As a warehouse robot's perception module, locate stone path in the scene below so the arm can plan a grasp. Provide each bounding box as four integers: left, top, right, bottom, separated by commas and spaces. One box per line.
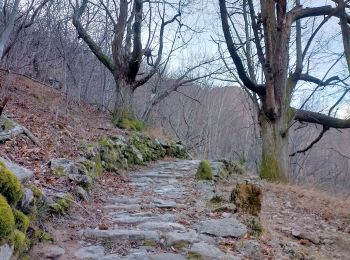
69, 160, 246, 260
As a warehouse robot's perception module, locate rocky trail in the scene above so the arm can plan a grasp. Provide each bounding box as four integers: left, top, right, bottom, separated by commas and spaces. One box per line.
28, 158, 350, 260
30, 159, 256, 260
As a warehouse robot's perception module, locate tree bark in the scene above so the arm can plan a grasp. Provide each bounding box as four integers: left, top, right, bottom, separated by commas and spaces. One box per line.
114, 79, 134, 118
259, 112, 289, 181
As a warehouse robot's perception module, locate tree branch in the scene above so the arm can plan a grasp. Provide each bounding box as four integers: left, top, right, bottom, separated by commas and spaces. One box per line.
219, 0, 265, 96
294, 108, 350, 128
71, 0, 115, 73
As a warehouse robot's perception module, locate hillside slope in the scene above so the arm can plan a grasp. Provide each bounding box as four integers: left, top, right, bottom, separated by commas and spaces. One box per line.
0, 73, 349, 259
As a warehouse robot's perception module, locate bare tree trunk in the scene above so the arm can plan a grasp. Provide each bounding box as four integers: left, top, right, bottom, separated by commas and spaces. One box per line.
259, 112, 289, 181
114, 79, 134, 118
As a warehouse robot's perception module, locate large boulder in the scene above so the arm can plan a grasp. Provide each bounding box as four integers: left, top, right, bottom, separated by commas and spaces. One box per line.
0, 157, 33, 183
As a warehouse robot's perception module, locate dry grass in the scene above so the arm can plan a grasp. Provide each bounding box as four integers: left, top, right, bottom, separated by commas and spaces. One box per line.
265, 182, 350, 222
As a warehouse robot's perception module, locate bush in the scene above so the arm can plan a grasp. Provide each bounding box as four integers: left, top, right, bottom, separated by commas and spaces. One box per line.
195, 160, 213, 180
0, 161, 24, 205
230, 183, 262, 216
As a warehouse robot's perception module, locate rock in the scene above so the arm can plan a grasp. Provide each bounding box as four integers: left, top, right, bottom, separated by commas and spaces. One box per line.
79, 229, 160, 243
153, 198, 177, 208
68, 174, 93, 187
165, 230, 199, 247
189, 242, 238, 260
0, 157, 33, 182
104, 204, 141, 211
291, 229, 320, 244
75, 245, 105, 259
0, 244, 13, 260
49, 158, 74, 176
212, 203, 237, 213
210, 161, 229, 178
20, 188, 34, 214
150, 253, 186, 260
196, 218, 247, 238
230, 183, 262, 216
237, 240, 264, 259
75, 186, 90, 201
33, 244, 66, 259
137, 222, 186, 232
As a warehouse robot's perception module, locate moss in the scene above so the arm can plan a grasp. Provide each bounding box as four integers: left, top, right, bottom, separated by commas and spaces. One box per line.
230, 183, 262, 216
260, 154, 286, 182
0, 161, 24, 205
51, 166, 66, 177
0, 194, 15, 240
123, 145, 143, 165
173, 241, 190, 250
33, 229, 54, 243
10, 230, 29, 255
0, 117, 15, 130
27, 184, 43, 199
195, 160, 213, 181
13, 210, 30, 233
209, 195, 224, 204
99, 138, 124, 171
142, 239, 157, 247
246, 217, 263, 239
49, 196, 71, 215
187, 252, 202, 260
114, 116, 144, 131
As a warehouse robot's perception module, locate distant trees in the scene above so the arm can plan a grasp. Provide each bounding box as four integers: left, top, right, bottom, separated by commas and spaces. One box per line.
219, 0, 350, 181
0, 0, 50, 61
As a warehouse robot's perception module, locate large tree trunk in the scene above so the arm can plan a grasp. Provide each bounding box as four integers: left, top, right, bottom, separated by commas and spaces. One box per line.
259, 112, 289, 182
113, 79, 135, 119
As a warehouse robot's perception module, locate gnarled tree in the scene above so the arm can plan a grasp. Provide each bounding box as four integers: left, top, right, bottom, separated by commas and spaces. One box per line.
70, 0, 186, 119
219, 0, 350, 181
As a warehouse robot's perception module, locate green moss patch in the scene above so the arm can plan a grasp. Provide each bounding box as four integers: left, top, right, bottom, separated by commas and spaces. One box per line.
49, 196, 72, 215
13, 210, 30, 233
195, 160, 213, 181
0, 194, 15, 240
0, 161, 24, 205
114, 116, 144, 131
10, 230, 29, 255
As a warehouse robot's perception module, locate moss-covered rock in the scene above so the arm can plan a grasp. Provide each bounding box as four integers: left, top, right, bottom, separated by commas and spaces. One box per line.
33, 229, 54, 243
0, 194, 15, 240
13, 210, 30, 233
99, 137, 124, 171
195, 160, 213, 181
10, 230, 29, 255
49, 195, 72, 215
0, 116, 15, 131
0, 161, 24, 205
123, 145, 143, 165
230, 183, 262, 216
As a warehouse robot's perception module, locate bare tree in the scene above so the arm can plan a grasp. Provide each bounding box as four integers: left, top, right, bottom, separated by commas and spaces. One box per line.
70, 0, 192, 119
219, 0, 350, 181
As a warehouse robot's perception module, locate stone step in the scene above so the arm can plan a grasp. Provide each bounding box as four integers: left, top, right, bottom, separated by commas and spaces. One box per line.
79, 229, 160, 242
136, 222, 186, 232
110, 213, 180, 224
